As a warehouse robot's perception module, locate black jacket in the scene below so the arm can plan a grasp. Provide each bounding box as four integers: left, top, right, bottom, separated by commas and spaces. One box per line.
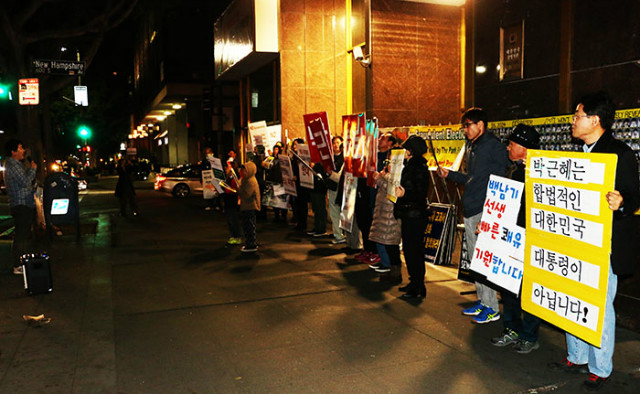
591, 131, 640, 277
448, 132, 509, 217
507, 160, 526, 227
394, 155, 429, 219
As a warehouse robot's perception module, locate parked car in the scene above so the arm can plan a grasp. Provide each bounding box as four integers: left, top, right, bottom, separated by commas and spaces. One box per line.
154, 164, 203, 197
133, 160, 151, 180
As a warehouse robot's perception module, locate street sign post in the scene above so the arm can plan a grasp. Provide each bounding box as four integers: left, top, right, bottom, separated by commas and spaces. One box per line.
74, 86, 88, 106
18, 78, 39, 105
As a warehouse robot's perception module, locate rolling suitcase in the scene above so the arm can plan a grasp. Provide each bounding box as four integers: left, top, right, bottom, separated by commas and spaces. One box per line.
20, 253, 53, 295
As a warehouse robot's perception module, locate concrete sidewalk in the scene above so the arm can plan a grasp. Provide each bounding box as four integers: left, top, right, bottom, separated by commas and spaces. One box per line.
1, 188, 639, 393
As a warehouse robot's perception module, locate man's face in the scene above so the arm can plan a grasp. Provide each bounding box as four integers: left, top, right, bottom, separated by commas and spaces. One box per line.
572, 103, 596, 142
11, 144, 25, 160
462, 119, 484, 142
379, 135, 392, 152
507, 141, 527, 161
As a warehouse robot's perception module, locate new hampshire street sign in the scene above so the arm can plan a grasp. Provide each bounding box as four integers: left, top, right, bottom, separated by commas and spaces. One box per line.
33, 59, 85, 75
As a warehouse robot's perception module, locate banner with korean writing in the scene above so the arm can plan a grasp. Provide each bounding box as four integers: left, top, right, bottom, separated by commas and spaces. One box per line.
386, 149, 405, 203
303, 112, 335, 173
248, 120, 267, 150
297, 144, 314, 189
470, 175, 525, 295
522, 150, 617, 347
202, 170, 218, 199
342, 113, 367, 176
278, 155, 297, 196
365, 118, 379, 187
340, 172, 357, 232
424, 204, 450, 264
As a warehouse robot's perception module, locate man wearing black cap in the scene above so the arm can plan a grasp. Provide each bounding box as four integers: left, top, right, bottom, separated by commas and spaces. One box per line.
490, 124, 542, 354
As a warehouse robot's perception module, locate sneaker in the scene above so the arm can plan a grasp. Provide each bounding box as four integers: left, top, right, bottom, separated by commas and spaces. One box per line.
354, 251, 369, 262
472, 306, 500, 324
462, 301, 484, 316
368, 263, 382, 270
241, 246, 258, 253
547, 357, 588, 373
366, 254, 381, 264
227, 238, 242, 245
514, 339, 539, 354
375, 266, 391, 273
331, 238, 346, 244
306, 231, 316, 236
313, 232, 327, 238
583, 373, 608, 390
13, 266, 24, 275
491, 329, 519, 347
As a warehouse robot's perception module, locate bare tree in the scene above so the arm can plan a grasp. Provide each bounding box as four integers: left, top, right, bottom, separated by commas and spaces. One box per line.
0, 0, 137, 170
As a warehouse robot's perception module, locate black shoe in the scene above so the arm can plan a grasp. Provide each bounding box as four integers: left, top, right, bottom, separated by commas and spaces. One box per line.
547, 357, 588, 374
379, 273, 402, 284
583, 373, 608, 391
398, 284, 412, 292
400, 287, 426, 299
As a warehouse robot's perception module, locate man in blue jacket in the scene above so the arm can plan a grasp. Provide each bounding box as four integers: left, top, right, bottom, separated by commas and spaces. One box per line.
438, 108, 509, 324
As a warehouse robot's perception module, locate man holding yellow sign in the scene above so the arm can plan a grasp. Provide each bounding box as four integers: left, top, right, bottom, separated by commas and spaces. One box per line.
546, 92, 640, 390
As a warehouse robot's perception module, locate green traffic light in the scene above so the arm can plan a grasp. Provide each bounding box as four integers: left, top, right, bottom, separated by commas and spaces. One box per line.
77, 125, 92, 138
0, 84, 9, 99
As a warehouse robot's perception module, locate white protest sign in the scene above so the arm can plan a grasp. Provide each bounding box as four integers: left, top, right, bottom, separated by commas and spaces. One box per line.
470, 175, 525, 295
297, 144, 314, 189
278, 155, 297, 196
202, 169, 218, 199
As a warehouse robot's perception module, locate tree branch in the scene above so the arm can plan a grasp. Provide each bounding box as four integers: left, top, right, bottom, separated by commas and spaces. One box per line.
14, 0, 64, 28
23, 0, 138, 44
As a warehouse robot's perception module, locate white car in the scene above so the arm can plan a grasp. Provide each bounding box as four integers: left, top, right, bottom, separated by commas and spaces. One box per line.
154, 164, 203, 198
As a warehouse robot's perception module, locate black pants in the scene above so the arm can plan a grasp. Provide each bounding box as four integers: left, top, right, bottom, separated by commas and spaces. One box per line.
401, 216, 427, 289
240, 210, 257, 249
385, 244, 402, 266
11, 205, 36, 267
355, 195, 375, 253
118, 193, 138, 217
223, 198, 242, 238
295, 188, 309, 230
502, 290, 541, 342
310, 191, 327, 233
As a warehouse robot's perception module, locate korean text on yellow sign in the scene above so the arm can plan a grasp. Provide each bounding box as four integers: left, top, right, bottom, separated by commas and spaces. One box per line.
522, 150, 617, 347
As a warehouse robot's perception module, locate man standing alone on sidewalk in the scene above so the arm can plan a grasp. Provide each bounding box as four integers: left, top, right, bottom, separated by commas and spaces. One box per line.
438, 108, 509, 324
4, 139, 37, 275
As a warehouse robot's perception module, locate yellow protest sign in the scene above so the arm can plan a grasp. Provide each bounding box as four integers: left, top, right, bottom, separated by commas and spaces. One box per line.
522, 149, 617, 347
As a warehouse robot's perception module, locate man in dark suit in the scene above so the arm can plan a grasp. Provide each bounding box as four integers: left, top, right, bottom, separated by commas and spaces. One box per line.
549, 92, 640, 391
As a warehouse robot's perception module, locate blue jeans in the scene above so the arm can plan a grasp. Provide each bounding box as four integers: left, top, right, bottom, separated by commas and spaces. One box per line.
376, 243, 391, 268
566, 264, 617, 378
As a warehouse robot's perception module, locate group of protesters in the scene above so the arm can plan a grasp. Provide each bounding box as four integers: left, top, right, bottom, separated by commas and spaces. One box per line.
209, 91, 639, 392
